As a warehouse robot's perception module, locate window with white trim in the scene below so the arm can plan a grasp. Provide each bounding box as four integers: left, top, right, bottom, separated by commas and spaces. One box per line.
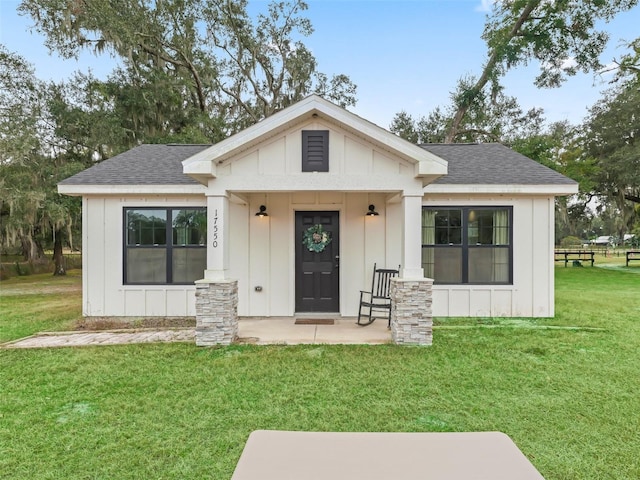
124, 208, 207, 285
422, 207, 512, 284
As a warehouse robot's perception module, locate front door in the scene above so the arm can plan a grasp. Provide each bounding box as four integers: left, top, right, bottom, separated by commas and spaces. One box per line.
295, 211, 340, 312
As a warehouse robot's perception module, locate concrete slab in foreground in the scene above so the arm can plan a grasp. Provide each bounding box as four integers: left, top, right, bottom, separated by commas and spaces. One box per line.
232, 430, 545, 480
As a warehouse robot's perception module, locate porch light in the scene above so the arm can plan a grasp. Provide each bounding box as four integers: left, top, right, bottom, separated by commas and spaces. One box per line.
366, 205, 379, 216
255, 205, 268, 217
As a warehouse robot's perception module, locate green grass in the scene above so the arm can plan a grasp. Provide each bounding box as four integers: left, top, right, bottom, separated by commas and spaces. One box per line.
0, 270, 82, 342
1, 267, 639, 479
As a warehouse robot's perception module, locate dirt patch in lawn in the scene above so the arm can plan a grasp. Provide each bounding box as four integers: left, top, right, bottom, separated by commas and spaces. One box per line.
73, 316, 196, 331
0, 283, 82, 296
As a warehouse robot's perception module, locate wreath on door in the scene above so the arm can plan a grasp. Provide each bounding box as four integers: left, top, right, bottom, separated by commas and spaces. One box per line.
303, 224, 332, 253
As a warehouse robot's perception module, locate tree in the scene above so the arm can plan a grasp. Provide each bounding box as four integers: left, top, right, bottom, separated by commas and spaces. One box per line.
0, 47, 84, 274
584, 78, 640, 239
511, 121, 600, 241
1, 45, 47, 263
18, 0, 357, 139
47, 72, 132, 161
611, 38, 640, 79
0, 46, 43, 165
444, 0, 638, 142
390, 78, 545, 145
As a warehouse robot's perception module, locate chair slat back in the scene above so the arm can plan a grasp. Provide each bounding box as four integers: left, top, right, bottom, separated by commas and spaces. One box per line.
371, 263, 400, 298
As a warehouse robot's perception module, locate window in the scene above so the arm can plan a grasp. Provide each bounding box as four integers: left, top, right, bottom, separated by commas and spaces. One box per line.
124, 208, 207, 285
302, 130, 329, 172
422, 207, 512, 284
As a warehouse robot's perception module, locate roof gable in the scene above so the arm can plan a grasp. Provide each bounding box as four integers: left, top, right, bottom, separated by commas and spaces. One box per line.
182, 95, 447, 185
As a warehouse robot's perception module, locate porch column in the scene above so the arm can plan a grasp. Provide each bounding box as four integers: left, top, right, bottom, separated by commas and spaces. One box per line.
196, 193, 238, 346
400, 194, 424, 279
390, 193, 433, 345
204, 194, 230, 280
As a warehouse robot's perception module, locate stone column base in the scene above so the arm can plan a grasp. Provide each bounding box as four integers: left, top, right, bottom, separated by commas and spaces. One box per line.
195, 279, 238, 346
390, 277, 433, 345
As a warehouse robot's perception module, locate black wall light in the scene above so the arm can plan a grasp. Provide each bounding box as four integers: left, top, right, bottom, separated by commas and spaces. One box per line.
366, 204, 379, 216
255, 205, 268, 217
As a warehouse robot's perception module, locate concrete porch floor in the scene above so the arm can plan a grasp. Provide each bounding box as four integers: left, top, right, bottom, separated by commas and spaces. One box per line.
237, 316, 392, 345
3, 317, 392, 349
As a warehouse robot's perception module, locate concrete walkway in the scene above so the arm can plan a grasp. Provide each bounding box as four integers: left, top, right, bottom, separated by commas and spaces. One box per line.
3, 317, 391, 349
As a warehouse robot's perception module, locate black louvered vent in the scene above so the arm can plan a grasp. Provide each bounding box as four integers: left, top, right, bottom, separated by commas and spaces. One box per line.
302, 130, 329, 172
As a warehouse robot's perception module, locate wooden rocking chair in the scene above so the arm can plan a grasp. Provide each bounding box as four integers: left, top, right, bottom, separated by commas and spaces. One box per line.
357, 263, 400, 327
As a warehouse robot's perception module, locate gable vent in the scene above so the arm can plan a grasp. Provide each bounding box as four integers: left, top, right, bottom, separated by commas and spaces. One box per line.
302, 130, 329, 172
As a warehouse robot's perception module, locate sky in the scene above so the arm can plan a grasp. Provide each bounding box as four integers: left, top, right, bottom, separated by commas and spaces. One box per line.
1, 0, 639, 130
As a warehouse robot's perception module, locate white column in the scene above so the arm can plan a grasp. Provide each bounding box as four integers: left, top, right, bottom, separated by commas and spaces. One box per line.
401, 193, 424, 279
204, 194, 230, 280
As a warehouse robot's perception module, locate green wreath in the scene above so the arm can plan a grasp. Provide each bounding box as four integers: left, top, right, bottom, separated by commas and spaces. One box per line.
303, 224, 332, 253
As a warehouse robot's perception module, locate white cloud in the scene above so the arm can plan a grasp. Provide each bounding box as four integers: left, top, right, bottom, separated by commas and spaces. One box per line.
541, 56, 578, 72
597, 62, 619, 77
560, 57, 578, 70
475, 0, 496, 12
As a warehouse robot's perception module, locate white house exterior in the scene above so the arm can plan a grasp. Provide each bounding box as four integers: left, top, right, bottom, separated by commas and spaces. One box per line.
58, 95, 578, 345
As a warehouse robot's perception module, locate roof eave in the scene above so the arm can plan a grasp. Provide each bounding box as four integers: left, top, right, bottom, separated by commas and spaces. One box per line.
58, 184, 206, 196
182, 148, 218, 183
424, 183, 579, 195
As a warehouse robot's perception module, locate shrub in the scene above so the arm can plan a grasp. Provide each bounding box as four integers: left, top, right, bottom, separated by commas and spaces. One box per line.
560, 236, 583, 248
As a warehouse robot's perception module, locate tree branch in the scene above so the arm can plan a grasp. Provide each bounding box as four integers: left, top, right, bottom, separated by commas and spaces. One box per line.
445, 0, 540, 143
624, 193, 640, 204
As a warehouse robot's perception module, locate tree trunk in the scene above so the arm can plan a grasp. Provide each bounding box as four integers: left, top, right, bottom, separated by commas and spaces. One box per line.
19, 232, 45, 263
52, 229, 66, 276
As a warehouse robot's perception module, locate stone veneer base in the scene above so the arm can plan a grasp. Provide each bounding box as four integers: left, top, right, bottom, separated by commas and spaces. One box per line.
389, 277, 433, 345
195, 279, 238, 346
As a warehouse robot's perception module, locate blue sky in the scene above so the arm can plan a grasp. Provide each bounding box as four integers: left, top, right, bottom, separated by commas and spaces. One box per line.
1, 0, 639, 130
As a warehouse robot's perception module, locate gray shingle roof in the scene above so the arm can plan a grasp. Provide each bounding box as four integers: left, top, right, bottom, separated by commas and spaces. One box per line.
59, 142, 576, 188
59, 144, 210, 185
421, 143, 577, 185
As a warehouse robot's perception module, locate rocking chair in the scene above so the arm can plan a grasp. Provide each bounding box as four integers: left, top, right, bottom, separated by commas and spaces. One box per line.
357, 263, 400, 327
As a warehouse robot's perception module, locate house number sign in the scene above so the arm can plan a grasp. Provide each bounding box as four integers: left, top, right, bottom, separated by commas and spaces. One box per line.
212, 209, 219, 248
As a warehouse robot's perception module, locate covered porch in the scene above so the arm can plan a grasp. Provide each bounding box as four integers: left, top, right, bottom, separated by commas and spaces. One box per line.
194, 190, 434, 346
181, 96, 447, 346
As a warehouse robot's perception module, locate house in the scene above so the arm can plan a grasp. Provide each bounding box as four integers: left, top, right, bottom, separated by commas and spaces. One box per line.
58, 95, 578, 345
591, 235, 613, 246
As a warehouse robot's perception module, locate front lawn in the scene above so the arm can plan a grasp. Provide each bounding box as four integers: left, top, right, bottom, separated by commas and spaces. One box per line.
1, 267, 638, 479
0, 270, 82, 342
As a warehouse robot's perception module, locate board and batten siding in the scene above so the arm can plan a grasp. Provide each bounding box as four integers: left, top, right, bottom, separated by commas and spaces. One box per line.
424, 195, 555, 318
208, 120, 419, 193
212, 120, 416, 317
229, 192, 397, 318
82, 195, 206, 317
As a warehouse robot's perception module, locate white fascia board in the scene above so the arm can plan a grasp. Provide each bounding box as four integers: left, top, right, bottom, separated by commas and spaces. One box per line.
423, 183, 579, 196
181, 95, 447, 175
183, 96, 332, 169
415, 155, 448, 185
318, 101, 448, 168
182, 148, 217, 182
58, 184, 206, 196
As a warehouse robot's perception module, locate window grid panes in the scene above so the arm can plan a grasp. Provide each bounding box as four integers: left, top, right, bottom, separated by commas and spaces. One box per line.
124, 208, 207, 285
422, 207, 512, 285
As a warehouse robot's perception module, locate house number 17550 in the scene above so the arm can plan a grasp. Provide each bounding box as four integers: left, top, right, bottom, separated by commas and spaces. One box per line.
212, 209, 219, 248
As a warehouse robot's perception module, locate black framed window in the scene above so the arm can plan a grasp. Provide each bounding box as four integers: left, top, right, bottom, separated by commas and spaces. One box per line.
422, 207, 512, 285
124, 207, 207, 285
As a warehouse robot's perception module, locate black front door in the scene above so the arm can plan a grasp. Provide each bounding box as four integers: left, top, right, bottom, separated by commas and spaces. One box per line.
295, 211, 340, 312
